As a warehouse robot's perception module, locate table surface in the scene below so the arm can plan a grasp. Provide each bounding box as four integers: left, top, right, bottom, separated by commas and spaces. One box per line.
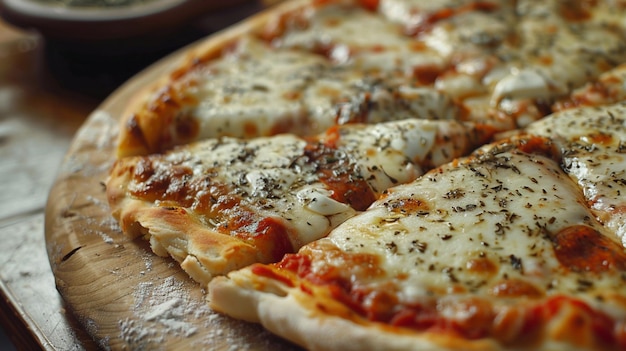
0, 3, 269, 349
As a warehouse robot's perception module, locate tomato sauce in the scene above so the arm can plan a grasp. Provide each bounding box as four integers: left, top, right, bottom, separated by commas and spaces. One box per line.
406, 2, 500, 36
256, 251, 625, 348
254, 217, 295, 262
303, 140, 377, 211
515, 136, 554, 157
552, 225, 626, 273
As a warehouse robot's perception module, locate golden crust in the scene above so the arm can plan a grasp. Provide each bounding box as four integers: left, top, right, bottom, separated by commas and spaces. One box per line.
107, 159, 260, 285
115, 0, 313, 158
209, 271, 500, 351
209, 267, 621, 351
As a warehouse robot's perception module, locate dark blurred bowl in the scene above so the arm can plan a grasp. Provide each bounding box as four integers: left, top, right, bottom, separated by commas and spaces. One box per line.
0, 0, 249, 41
0, 0, 261, 98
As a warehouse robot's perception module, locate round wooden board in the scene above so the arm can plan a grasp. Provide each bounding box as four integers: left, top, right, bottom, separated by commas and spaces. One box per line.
43, 18, 302, 351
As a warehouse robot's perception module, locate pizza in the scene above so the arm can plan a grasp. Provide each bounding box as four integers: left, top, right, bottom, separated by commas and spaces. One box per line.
209, 103, 626, 351
103, 0, 626, 349
107, 118, 489, 284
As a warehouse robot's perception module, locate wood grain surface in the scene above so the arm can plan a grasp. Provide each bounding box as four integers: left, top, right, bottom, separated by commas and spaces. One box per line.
44, 4, 304, 350
0, 18, 100, 350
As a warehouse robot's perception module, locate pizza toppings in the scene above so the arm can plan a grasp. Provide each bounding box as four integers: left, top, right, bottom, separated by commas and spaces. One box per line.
525, 102, 626, 246
103, 0, 626, 349
108, 118, 486, 283
210, 130, 626, 350
117, 0, 626, 157
553, 64, 626, 111
551, 225, 626, 274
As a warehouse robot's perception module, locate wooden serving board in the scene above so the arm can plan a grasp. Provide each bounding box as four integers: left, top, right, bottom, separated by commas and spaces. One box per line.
44, 5, 304, 350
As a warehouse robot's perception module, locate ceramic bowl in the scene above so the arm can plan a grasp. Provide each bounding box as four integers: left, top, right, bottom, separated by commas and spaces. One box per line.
0, 0, 243, 40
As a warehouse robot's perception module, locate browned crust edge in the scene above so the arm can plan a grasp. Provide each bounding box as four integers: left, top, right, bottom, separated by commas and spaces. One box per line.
115, 0, 314, 158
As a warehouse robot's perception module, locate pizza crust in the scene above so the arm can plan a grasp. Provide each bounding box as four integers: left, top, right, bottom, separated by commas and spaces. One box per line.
115, 0, 311, 158
210, 271, 613, 351
115, 199, 261, 285
209, 274, 501, 351
107, 160, 262, 285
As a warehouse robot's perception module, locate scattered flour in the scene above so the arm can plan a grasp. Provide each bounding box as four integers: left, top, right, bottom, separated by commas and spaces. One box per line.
117, 273, 292, 350
119, 276, 214, 350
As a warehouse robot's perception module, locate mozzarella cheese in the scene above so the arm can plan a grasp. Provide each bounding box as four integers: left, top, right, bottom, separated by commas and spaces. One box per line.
118, 0, 626, 157
328, 144, 626, 313
526, 102, 626, 246
109, 118, 483, 281
274, 2, 447, 75
554, 64, 626, 111
124, 36, 462, 156
379, 0, 626, 128
211, 135, 626, 350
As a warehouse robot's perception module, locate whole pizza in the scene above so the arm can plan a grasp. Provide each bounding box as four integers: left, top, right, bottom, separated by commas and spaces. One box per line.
103, 0, 626, 349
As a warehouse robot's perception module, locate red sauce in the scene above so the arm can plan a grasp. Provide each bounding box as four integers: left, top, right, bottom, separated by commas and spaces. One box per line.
277, 252, 313, 275
209, 200, 295, 261
253, 217, 295, 262
490, 279, 543, 298
589, 133, 614, 146
553, 81, 611, 111
465, 257, 498, 275
559, 0, 595, 21
303, 140, 377, 211
526, 295, 624, 349
251, 264, 294, 288
311, 42, 344, 61
243, 121, 259, 137
412, 64, 443, 85
269, 113, 307, 136
320, 168, 377, 211
323, 125, 341, 149
552, 225, 626, 273
537, 54, 554, 66
259, 252, 624, 348
515, 136, 558, 160
406, 2, 500, 36
358, 0, 379, 12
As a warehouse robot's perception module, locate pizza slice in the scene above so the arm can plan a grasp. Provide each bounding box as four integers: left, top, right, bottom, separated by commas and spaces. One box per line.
447, 0, 626, 128
116, 0, 626, 159
107, 118, 490, 284
117, 34, 462, 157
525, 102, 626, 247
271, 0, 626, 130
270, 0, 517, 132
209, 127, 626, 350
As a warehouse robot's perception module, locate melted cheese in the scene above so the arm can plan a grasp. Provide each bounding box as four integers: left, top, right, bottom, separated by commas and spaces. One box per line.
211, 132, 626, 349
379, 0, 626, 129
184, 37, 326, 139
119, 0, 626, 157
332, 146, 621, 291
526, 102, 626, 246
115, 118, 481, 261
554, 64, 626, 111
143, 36, 461, 154
288, 139, 626, 350
275, 3, 447, 74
